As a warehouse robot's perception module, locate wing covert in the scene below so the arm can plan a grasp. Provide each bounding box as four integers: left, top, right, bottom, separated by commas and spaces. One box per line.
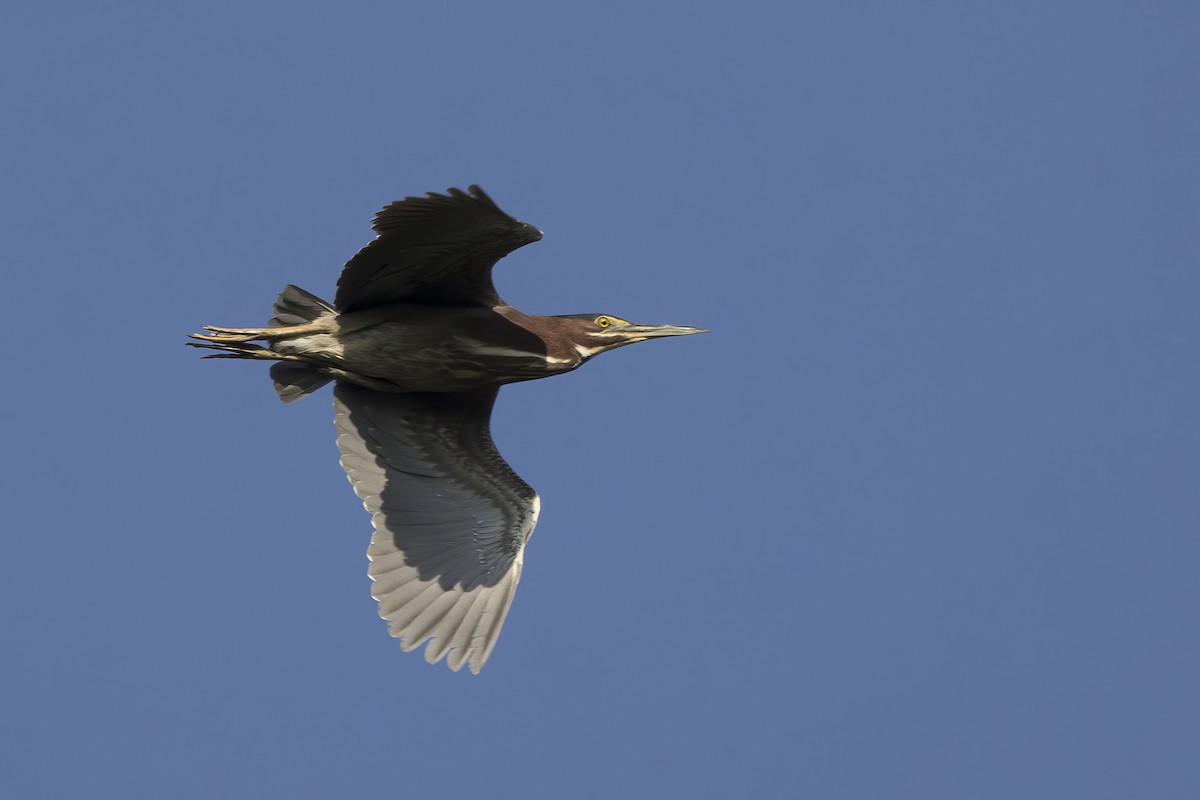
335, 185, 542, 312
333, 382, 539, 674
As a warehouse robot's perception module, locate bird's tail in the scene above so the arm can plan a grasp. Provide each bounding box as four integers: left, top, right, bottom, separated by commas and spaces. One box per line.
188, 285, 337, 404
267, 286, 337, 402
270, 284, 336, 328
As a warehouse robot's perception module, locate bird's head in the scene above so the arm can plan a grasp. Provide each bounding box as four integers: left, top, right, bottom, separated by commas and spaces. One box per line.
553, 313, 707, 360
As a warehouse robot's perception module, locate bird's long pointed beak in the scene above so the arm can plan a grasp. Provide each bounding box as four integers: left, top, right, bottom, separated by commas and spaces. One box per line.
623, 323, 709, 339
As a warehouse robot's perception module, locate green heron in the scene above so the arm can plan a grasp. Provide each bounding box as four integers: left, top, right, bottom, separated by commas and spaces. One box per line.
189, 186, 705, 674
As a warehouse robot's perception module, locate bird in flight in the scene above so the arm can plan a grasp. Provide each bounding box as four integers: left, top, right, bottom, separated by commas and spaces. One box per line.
189, 186, 705, 673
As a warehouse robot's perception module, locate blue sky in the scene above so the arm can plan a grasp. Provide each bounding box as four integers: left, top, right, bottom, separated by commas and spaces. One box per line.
3, 2, 1198, 797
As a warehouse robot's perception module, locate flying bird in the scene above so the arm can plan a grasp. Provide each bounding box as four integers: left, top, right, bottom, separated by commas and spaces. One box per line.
189, 186, 705, 674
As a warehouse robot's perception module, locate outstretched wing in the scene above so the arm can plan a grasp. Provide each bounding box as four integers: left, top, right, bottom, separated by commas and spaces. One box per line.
333, 382, 539, 674
335, 185, 543, 312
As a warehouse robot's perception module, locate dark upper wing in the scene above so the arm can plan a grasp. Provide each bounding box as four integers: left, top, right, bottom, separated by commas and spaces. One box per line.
334, 185, 542, 312
333, 382, 539, 674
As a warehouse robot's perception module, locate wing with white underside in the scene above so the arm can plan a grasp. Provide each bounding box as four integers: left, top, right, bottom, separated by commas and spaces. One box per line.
333, 383, 539, 674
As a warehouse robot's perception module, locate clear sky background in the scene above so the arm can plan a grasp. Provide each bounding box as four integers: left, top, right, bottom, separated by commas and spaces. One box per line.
3, 2, 1197, 798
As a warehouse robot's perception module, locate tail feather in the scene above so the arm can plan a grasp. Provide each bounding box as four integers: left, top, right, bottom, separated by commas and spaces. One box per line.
270, 284, 336, 327
267, 286, 337, 402
190, 285, 339, 403
270, 362, 333, 404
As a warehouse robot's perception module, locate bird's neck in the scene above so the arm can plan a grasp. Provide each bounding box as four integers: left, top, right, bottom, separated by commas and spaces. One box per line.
493, 306, 585, 367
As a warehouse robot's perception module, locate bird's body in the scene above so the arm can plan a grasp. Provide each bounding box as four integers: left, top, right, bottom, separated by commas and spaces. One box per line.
190, 186, 704, 673
269, 304, 585, 393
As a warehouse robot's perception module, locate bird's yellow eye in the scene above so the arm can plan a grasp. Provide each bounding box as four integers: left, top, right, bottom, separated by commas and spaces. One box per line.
596, 316, 611, 328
